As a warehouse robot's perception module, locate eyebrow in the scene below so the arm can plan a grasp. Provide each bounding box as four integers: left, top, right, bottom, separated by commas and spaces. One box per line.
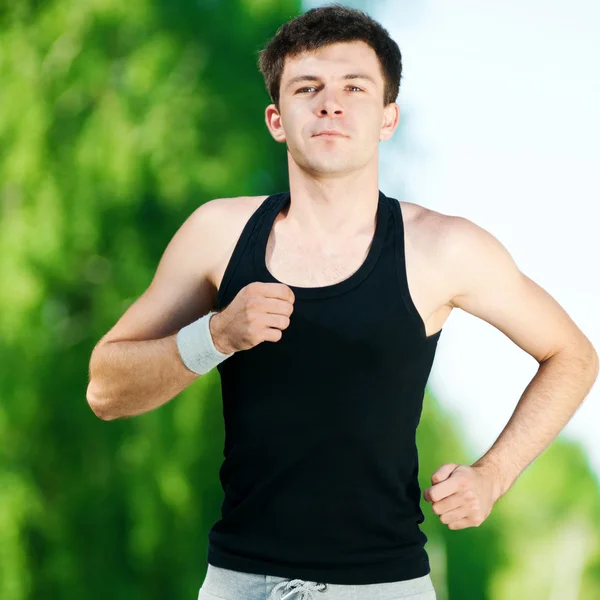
285, 73, 377, 89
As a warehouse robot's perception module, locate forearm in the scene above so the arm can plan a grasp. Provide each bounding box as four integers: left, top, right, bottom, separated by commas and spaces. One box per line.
86, 334, 200, 420
472, 349, 599, 501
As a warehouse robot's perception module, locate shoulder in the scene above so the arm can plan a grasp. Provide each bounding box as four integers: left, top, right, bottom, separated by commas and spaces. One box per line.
397, 199, 455, 258
398, 199, 499, 260
398, 200, 516, 304
160, 194, 270, 298
173, 195, 268, 254
187, 195, 270, 287
193, 194, 269, 224
183, 194, 268, 244
165, 194, 268, 265
416, 205, 519, 309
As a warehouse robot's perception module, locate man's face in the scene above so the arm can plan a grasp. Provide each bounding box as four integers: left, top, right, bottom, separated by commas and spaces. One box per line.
265, 41, 398, 176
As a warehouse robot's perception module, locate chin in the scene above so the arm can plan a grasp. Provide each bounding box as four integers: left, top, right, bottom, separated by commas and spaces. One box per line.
311, 158, 356, 174
290, 147, 357, 174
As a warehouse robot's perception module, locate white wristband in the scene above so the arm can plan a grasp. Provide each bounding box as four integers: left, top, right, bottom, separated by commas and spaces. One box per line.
176, 311, 234, 375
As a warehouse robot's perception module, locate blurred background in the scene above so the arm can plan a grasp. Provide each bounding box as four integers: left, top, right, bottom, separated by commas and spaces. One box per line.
1, 0, 599, 598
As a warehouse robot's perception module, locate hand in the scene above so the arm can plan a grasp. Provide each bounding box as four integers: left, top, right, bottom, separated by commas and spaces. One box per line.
422, 463, 500, 530
210, 282, 295, 353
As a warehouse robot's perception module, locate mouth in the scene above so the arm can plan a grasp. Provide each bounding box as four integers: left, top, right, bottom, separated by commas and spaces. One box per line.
314, 132, 347, 138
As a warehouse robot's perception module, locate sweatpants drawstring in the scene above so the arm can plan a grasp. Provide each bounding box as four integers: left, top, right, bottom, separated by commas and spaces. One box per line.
268, 578, 328, 600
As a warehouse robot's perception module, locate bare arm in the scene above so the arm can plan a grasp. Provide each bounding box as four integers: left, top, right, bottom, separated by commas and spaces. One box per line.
87, 335, 198, 420
441, 216, 599, 498
86, 198, 231, 420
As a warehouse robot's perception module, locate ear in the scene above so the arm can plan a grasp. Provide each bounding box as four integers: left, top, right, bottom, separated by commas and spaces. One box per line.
265, 104, 287, 143
379, 102, 399, 142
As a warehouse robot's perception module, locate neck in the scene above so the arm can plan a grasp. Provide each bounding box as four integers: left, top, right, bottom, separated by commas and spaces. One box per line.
285, 162, 380, 241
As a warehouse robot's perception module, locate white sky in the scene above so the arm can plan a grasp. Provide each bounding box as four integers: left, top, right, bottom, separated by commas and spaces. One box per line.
304, 0, 600, 477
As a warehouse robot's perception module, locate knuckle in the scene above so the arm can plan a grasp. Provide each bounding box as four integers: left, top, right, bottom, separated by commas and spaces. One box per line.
246, 297, 261, 312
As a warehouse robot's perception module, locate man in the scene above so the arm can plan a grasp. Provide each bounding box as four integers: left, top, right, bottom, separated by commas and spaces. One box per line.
86, 5, 598, 600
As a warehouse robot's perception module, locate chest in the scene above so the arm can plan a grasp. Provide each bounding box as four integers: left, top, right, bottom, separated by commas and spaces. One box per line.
265, 230, 374, 288
210, 198, 453, 337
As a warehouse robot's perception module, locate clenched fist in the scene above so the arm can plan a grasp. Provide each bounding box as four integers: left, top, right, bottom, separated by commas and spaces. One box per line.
209, 282, 295, 354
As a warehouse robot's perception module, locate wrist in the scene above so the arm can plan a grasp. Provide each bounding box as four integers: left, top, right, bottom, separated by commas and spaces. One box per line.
471, 458, 509, 502
176, 311, 233, 375
209, 312, 235, 355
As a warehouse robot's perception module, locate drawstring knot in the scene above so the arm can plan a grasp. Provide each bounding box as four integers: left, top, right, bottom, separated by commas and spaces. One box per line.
268, 579, 328, 600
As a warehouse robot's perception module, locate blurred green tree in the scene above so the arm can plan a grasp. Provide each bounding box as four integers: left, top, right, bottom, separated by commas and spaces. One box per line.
0, 1, 297, 598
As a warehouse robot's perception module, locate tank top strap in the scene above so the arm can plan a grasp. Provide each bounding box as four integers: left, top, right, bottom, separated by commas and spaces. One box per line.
216, 193, 281, 310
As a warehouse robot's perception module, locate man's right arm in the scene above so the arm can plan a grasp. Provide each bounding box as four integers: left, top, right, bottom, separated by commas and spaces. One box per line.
86, 198, 232, 421
86, 334, 199, 420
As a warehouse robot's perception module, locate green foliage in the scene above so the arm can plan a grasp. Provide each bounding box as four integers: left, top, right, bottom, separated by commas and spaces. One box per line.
0, 1, 297, 598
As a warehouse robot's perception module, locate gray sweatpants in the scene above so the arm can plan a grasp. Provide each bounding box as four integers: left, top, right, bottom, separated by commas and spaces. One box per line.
198, 564, 437, 600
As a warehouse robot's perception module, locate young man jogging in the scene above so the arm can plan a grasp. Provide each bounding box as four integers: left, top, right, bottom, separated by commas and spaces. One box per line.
87, 5, 598, 599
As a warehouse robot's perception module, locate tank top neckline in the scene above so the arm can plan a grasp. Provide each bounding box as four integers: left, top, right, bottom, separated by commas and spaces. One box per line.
253, 190, 390, 300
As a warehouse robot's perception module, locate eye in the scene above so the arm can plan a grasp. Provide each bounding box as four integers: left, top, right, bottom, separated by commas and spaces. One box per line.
296, 85, 363, 94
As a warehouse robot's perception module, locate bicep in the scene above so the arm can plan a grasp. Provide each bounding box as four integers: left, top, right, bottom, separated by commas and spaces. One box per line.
445, 217, 593, 363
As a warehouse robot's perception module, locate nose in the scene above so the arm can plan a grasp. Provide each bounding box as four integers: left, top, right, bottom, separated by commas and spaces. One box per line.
317, 88, 344, 116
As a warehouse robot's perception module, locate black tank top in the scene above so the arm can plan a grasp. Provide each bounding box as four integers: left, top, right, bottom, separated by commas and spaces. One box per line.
207, 190, 442, 585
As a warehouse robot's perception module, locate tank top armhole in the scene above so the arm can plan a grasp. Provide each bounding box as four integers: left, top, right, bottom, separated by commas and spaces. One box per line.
216, 196, 275, 310
389, 198, 435, 343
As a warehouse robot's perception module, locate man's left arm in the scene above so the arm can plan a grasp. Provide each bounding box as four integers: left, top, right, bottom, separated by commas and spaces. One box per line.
423, 216, 599, 530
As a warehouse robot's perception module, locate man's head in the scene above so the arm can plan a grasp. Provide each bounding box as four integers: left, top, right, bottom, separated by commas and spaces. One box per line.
259, 4, 402, 111
258, 4, 402, 177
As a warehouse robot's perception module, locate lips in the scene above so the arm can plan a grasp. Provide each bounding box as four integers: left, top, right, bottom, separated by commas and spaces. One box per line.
314, 130, 347, 137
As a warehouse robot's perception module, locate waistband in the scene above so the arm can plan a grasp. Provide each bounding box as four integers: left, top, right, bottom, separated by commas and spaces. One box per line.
201, 563, 436, 600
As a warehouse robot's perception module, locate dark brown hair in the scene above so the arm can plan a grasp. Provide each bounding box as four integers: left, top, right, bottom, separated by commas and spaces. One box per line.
258, 4, 402, 111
